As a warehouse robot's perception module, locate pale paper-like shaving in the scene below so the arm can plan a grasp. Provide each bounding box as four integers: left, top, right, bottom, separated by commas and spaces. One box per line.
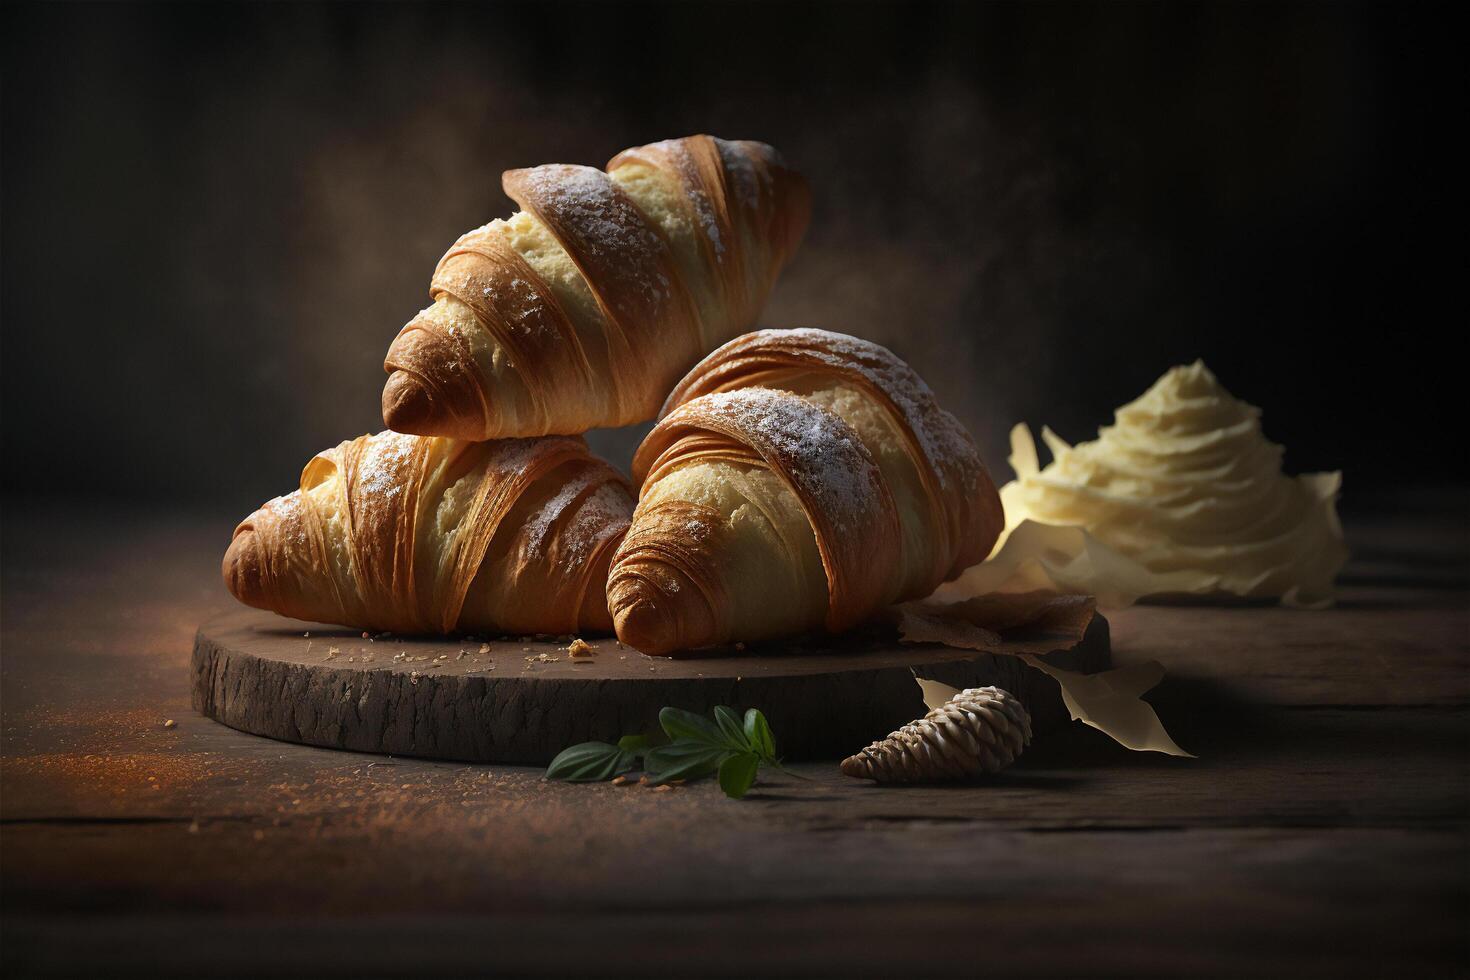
944, 362, 1347, 609
895, 591, 1096, 654
913, 667, 1190, 757
1020, 657, 1194, 757
936, 519, 1207, 610
900, 593, 1190, 756
917, 676, 963, 713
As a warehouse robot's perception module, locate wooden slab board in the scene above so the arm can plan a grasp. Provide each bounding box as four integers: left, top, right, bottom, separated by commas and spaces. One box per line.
191, 607, 1110, 764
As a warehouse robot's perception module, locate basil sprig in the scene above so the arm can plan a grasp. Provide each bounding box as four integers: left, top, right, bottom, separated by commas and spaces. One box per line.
545, 706, 785, 799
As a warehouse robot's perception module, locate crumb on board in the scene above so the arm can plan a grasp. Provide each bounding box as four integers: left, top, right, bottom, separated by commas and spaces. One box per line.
567, 638, 596, 659
163, 719, 176, 729
610, 775, 630, 786
479, 644, 490, 654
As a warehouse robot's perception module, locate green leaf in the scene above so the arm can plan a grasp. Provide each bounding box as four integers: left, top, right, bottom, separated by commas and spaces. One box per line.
743, 708, 777, 761
545, 742, 634, 782
617, 733, 652, 755
659, 706, 723, 746
644, 742, 730, 784
713, 706, 751, 751
718, 752, 760, 799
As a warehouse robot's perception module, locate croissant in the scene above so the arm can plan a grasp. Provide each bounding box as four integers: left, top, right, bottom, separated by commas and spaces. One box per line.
382, 135, 810, 440
607, 328, 1004, 654
223, 431, 633, 635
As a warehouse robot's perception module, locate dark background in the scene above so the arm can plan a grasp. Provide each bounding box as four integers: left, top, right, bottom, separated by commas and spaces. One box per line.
2, 1, 1459, 517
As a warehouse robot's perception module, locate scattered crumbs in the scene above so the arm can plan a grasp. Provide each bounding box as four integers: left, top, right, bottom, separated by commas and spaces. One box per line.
163, 719, 176, 729
409, 671, 421, 685
652, 784, 673, 793
619, 655, 626, 661
524, 653, 560, 664
522, 647, 532, 652
347, 656, 356, 663
303, 632, 310, 638
457, 649, 467, 660
567, 638, 596, 660
478, 644, 491, 655
649, 667, 657, 672
325, 646, 341, 660
610, 775, 630, 786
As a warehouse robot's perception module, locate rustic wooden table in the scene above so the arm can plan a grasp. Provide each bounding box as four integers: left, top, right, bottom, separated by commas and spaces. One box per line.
2, 497, 1466, 978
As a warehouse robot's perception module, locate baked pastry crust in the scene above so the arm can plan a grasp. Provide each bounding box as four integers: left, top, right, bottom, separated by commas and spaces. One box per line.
224, 432, 633, 635
608, 329, 1003, 654
383, 135, 809, 439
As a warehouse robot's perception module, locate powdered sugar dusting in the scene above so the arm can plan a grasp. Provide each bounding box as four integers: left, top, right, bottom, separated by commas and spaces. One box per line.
508, 165, 678, 342
778, 329, 978, 485
518, 463, 632, 564
679, 387, 883, 539
683, 328, 986, 504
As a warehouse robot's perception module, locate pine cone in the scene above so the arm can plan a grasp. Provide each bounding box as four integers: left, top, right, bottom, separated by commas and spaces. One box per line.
841, 686, 1033, 783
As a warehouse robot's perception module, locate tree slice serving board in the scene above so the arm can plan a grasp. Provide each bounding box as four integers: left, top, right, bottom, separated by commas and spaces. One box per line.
191, 608, 1110, 764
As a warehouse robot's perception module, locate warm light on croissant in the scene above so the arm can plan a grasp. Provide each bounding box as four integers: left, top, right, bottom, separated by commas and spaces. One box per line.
223, 431, 633, 635
607, 329, 1004, 654
382, 135, 810, 440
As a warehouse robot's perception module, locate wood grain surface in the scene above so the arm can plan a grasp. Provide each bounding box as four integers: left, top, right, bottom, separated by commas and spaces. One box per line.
190, 608, 1107, 764
1, 497, 1466, 978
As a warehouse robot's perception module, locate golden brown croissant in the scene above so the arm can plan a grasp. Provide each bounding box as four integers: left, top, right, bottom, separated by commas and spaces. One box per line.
607, 329, 1004, 654
382, 135, 811, 440
223, 431, 633, 635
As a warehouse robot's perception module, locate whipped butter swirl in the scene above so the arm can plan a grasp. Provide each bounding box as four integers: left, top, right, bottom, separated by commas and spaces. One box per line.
944, 360, 1347, 608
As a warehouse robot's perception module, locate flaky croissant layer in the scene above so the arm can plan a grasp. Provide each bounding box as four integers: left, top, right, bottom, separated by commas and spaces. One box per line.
383, 135, 810, 441
224, 431, 633, 635
608, 330, 1004, 655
